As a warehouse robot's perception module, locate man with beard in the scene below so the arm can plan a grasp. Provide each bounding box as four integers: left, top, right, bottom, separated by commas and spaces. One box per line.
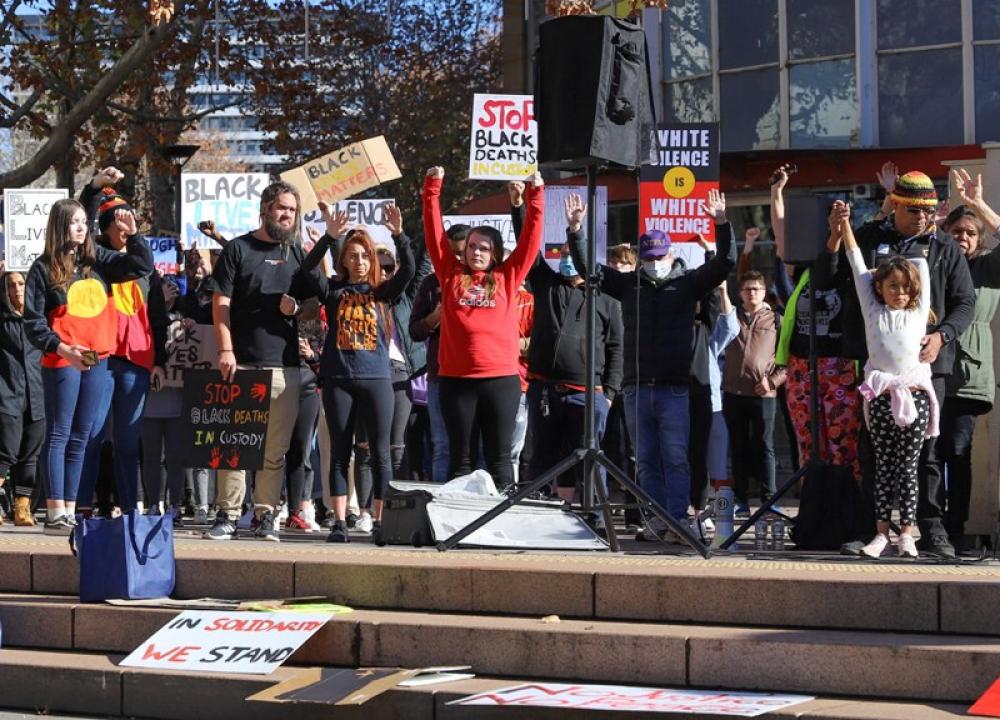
205, 181, 318, 541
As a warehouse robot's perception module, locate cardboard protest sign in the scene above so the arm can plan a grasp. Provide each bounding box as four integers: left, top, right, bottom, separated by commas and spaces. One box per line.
543, 185, 608, 270
468, 93, 537, 181
149, 236, 179, 276
120, 610, 331, 675
181, 173, 269, 249
181, 369, 271, 471
163, 322, 218, 388
302, 198, 395, 250
3, 188, 69, 271
280, 136, 401, 213
249, 666, 474, 706
640, 123, 720, 243
443, 214, 516, 252
448, 683, 814, 716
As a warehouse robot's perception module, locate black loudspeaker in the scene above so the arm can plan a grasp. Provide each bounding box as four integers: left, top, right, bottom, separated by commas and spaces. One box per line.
782, 191, 832, 265
536, 15, 657, 170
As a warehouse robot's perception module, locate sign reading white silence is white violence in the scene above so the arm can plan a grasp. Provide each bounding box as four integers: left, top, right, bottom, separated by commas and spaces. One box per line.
120, 610, 332, 675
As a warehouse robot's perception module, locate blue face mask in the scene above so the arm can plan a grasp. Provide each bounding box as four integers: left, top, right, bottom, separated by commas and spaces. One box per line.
559, 255, 577, 277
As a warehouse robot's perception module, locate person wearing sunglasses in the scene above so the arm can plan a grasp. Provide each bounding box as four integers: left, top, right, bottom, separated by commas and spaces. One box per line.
812, 170, 975, 559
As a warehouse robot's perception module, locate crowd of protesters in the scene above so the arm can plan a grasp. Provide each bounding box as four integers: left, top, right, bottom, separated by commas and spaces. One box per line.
0, 159, 997, 561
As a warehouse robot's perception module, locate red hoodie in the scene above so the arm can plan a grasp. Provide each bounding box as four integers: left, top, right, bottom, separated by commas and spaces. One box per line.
422, 176, 543, 379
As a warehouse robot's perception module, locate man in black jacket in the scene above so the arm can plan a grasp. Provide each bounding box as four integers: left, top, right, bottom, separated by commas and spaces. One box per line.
517, 191, 624, 502
569, 189, 735, 539
812, 171, 975, 558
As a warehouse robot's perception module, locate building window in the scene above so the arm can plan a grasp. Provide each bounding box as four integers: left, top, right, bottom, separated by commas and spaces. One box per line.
663, 0, 713, 122
878, 48, 963, 146
974, 0, 1000, 142
720, 69, 780, 151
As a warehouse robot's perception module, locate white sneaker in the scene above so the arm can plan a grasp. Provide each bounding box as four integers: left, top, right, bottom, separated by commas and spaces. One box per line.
302, 505, 321, 532
356, 513, 374, 533
861, 533, 890, 559
193, 506, 209, 525
277, 503, 289, 522
898, 534, 919, 558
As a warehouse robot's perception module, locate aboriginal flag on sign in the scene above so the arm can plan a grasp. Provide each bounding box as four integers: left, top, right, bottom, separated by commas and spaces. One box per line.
544, 244, 563, 260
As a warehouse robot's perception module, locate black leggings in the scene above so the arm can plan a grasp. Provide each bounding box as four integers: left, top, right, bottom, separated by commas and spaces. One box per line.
0, 413, 45, 498
286, 388, 321, 508
438, 375, 520, 490
322, 378, 394, 501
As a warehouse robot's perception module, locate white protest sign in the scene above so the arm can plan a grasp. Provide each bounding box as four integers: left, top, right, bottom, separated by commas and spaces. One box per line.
543, 186, 608, 271
468, 93, 537, 181
3, 188, 69, 271
302, 198, 395, 250
449, 683, 814, 717
163, 321, 218, 388
181, 173, 270, 249
120, 610, 331, 675
443, 214, 516, 252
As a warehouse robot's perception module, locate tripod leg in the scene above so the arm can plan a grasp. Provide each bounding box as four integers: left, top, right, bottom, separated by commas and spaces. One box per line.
719, 463, 809, 551
590, 457, 619, 552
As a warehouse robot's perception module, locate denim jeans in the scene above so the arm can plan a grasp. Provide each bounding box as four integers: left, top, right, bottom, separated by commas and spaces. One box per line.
42, 360, 110, 503
426, 378, 450, 484
526, 382, 609, 491
78, 370, 114, 508
108, 356, 150, 513
623, 383, 691, 520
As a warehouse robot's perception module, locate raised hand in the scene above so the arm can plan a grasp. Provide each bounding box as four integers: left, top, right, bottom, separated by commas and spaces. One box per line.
318, 202, 350, 238
115, 208, 138, 236
705, 188, 727, 223
744, 227, 761, 245
426, 166, 445, 179
695, 232, 711, 252
953, 168, 982, 206
197, 220, 222, 241
508, 181, 525, 208
564, 193, 587, 232
769, 163, 793, 190
827, 200, 850, 236
279, 293, 299, 317
933, 199, 951, 227
382, 203, 403, 236
91, 166, 124, 189
527, 170, 544, 189
875, 161, 899, 192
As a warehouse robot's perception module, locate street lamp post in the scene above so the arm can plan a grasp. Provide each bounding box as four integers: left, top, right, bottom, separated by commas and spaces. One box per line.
162, 143, 200, 238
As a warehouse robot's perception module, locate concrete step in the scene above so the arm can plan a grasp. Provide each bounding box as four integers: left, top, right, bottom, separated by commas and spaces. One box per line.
0, 647, 977, 720
0, 594, 996, 704
3, 536, 999, 636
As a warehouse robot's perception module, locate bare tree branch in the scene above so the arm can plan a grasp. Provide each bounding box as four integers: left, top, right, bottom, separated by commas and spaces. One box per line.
0, 87, 42, 128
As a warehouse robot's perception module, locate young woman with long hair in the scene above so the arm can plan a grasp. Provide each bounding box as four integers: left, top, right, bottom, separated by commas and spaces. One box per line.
23, 198, 152, 533
422, 167, 544, 491
299, 204, 415, 543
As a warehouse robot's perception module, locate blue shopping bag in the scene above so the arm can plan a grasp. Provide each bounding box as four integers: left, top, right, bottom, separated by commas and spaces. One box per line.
71, 510, 176, 603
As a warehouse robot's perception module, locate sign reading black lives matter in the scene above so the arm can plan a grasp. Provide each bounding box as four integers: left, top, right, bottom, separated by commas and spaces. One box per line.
181, 369, 271, 471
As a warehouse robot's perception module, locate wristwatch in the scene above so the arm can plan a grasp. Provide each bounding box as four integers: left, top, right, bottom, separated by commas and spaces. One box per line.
938, 327, 952, 344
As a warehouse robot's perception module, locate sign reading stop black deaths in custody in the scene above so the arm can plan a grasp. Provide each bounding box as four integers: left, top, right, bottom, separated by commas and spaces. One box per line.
181, 369, 271, 471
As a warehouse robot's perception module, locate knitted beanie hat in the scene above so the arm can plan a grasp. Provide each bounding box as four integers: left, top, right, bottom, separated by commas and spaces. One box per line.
97, 187, 132, 232
890, 171, 938, 208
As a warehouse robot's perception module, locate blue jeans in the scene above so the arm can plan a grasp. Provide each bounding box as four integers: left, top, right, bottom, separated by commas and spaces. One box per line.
427, 378, 450, 484
42, 360, 110, 503
623, 383, 691, 520
78, 371, 113, 508
526, 382, 609, 491
108, 357, 150, 512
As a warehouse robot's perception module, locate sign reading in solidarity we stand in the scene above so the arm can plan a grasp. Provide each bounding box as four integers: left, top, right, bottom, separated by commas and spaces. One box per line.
181, 369, 271, 471
3, 188, 69, 271
468, 94, 537, 181
281, 136, 402, 213
639, 123, 720, 244
120, 610, 331, 675
181, 173, 270, 249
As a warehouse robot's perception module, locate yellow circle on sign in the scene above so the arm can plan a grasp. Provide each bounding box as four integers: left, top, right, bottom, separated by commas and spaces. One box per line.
663, 167, 696, 198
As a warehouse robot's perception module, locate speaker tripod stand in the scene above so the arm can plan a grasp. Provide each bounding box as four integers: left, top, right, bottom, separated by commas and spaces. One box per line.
436, 165, 711, 558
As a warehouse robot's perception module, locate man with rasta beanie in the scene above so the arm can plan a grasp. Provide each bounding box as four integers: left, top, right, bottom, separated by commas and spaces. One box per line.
569, 188, 735, 540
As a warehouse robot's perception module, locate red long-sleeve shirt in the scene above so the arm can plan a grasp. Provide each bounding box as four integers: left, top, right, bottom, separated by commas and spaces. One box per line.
422, 176, 544, 379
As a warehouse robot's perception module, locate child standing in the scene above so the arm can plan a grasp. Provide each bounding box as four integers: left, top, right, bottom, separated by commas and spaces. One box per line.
840, 212, 938, 558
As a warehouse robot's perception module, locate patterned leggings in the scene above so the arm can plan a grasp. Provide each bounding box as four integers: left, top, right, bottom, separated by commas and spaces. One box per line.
868, 390, 930, 525
786, 356, 862, 472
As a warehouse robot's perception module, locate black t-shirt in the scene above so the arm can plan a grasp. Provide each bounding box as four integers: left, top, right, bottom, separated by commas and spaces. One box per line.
788, 268, 845, 359
212, 233, 313, 367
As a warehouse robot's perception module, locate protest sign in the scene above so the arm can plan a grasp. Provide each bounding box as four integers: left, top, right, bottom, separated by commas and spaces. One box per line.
468, 93, 537, 181
302, 198, 395, 249
543, 185, 608, 270
149, 236, 179, 276
970, 676, 1000, 717
120, 610, 331, 675
640, 123, 720, 243
181, 369, 271, 471
280, 136, 402, 213
163, 322, 218, 388
442, 214, 516, 252
3, 188, 68, 271
448, 683, 814, 717
180, 173, 269, 249
248, 666, 474, 706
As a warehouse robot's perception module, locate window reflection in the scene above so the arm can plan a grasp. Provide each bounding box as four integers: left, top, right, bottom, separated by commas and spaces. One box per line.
975, 45, 1000, 142
973, 0, 1000, 40
788, 0, 854, 60
666, 0, 711, 80
666, 77, 714, 123
878, 48, 963, 146
876, 0, 960, 49
790, 59, 857, 148
720, 69, 780, 151
718, 0, 778, 70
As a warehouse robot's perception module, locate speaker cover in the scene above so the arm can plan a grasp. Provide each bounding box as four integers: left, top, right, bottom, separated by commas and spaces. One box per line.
536, 15, 657, 170
782, 191, 832, 266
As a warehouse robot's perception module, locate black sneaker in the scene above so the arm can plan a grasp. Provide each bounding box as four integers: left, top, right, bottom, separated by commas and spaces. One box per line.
327, 520, 350, 543
919, 533, 956, 559
253, 511, 280, 542
346, 512, 359, 529
371, 520, 384, 546
840, 540, 866, 556
43, 515, 73, 536
204, 512, 237, 541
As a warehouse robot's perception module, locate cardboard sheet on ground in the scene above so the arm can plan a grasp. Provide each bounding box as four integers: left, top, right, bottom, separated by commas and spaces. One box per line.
448, 683, 814, 716
248, 666, 474, 706
120, 610, 332, 675
970, 676, 1000, 717
106, 597, 349, 613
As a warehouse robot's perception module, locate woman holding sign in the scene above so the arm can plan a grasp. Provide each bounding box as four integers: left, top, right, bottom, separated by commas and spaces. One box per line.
298, 204, 415, 544
23, 198, 153, 534
422, 167, 544, 492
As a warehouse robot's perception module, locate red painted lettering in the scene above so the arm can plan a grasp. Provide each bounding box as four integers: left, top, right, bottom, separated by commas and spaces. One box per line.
479, 98, 534, 131
142, 643, 201, 662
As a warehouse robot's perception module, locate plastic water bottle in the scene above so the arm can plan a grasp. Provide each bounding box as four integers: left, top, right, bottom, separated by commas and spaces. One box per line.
754, 517, 768, 551
712, 486, 735, 546
771, 516, 786, 551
